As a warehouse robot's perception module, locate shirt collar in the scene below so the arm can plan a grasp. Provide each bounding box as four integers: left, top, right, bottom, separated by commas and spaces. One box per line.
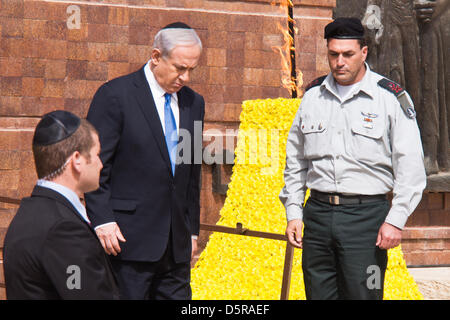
144, 61, 178, 102
36, 179, 90, 225
358, 62, 375, 98
322, 62, 374, 100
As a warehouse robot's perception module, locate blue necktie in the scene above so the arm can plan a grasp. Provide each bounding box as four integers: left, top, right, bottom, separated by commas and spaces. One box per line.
164, 93, 178, 175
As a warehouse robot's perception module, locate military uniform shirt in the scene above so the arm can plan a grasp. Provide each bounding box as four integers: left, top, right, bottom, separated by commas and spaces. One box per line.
279, 63, 426, 229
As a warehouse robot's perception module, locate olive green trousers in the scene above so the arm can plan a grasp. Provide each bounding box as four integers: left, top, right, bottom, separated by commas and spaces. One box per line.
302, 197, 389, 300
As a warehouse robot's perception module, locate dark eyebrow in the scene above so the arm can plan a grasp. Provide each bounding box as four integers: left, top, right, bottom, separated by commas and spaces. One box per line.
328, 50, 356, 55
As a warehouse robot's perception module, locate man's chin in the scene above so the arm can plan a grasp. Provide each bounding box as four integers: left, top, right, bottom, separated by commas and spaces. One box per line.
84, 183, 100, 194
333, 73, 353, 85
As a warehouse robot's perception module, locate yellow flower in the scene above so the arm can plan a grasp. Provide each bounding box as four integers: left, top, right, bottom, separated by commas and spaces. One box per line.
192, 98, 422, 300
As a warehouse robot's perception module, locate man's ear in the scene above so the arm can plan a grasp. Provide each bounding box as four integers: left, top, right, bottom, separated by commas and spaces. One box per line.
151, 48, 162, 66
71, 151, 82, 173
362, 45, 368, 60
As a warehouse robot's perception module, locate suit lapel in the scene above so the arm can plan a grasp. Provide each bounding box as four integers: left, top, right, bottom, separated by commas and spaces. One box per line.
176, 87, 193, 177
133, 67, 172, 174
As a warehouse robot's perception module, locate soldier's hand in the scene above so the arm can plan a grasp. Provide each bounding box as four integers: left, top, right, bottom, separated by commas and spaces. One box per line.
95, 222, 126, 256
376, 222, 402, 250
286, 219, 303, 248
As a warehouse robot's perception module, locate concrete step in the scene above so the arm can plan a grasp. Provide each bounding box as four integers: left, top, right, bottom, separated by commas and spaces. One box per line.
408, 267, 450, 300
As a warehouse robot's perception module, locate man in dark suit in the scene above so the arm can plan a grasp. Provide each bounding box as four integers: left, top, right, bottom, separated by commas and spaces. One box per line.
85, 22, 204, 300
3, 111, 119, 299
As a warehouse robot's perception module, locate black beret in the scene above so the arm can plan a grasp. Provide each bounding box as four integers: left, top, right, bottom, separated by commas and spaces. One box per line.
33, 110, 81, 146
162, 22, 192, 30
324, 17, 364, 39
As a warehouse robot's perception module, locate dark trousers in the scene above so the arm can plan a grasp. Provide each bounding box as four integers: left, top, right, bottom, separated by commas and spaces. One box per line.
302, 197, 389, 300
110, 237, 191, 300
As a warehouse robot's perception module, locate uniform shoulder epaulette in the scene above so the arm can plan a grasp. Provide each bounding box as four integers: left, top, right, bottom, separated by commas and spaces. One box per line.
378, 78, 416, 119
305, 75, 327, 92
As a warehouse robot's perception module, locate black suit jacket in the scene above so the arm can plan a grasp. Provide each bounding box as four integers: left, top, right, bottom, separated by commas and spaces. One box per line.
3, 186, 119, 300
85, 66, 204, 263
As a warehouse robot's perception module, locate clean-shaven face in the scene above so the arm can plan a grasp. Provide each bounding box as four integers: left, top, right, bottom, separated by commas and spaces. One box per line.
327, 38, 368, 85
79, 132, 103, 193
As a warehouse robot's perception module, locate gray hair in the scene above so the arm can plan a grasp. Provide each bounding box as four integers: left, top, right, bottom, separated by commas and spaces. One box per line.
153, 28, 202, 58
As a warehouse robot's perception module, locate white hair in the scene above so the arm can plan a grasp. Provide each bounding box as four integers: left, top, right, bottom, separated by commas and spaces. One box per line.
153, 28, 202, 58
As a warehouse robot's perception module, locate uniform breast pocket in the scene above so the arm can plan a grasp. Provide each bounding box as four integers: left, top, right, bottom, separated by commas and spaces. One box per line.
350, 120, 388, 162
300, 119, 330, 159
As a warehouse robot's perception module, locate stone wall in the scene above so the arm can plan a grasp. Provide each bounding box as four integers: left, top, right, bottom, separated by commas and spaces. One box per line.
0, 0, 335, 299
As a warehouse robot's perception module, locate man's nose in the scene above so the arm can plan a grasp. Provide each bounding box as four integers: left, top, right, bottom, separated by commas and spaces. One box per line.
179, 70, 190, 83
336, 54, 345, 66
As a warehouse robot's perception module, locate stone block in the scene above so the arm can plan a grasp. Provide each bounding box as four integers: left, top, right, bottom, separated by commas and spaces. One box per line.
108, 62, 130, 80
1, 17, 23, 38
1, 76, 22, 97
21, 77, 44, 97
0, 151, 20, 170
243, 68, 264, 86
1, 38, 23, 58
0, 0, 24, 18
42, 79, 64, 98
66, 59, 87, 80
87, 24, 111, 43
87, 5, 109, 25
129, 25, 152, 45
0, 57, 22, 77
244, 49, 265, 68
67, 41, 89, 61
226, 49, 244, 68
206, 48, 227, 67
108, 6, 129, 26
44, 59, 66, 80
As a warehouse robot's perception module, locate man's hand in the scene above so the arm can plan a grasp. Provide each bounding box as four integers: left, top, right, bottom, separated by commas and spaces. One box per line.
191, 236, 198, 262
376, 222, 402, 250
95, 222, 126, 256
285, 219, 303, 248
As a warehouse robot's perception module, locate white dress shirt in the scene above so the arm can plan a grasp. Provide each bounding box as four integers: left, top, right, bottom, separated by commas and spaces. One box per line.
144, 61, 180, 135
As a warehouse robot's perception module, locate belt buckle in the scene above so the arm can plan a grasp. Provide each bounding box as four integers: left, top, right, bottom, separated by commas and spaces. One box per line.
329, 195, 340, 205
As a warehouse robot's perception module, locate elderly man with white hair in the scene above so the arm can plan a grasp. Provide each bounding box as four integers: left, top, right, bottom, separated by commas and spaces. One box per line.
85, 22, 204, 300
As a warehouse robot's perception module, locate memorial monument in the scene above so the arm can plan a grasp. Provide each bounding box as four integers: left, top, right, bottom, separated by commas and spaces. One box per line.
335, 0, 449, 186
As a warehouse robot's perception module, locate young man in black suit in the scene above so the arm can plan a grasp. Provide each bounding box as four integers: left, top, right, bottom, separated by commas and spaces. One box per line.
85, 22, 205, 299
3, 110, 119, 299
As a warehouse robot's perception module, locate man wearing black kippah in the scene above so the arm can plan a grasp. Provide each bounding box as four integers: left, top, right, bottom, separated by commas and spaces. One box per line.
280, 17, 426, 299
85, 22, 204, 299
3, 111, 119, 299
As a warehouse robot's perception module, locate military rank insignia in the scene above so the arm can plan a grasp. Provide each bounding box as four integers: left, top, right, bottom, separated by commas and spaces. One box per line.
378, 78, 416, 119
361, 111, 378, 129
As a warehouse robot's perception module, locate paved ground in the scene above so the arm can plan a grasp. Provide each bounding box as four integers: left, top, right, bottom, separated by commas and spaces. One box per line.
408, 267, 450, 300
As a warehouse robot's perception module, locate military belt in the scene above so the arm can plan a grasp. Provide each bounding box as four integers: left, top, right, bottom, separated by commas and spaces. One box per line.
310, 190, 387, 206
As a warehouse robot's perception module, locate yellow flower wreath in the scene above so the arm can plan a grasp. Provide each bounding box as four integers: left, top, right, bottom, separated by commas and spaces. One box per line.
191, 98, 422, 300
